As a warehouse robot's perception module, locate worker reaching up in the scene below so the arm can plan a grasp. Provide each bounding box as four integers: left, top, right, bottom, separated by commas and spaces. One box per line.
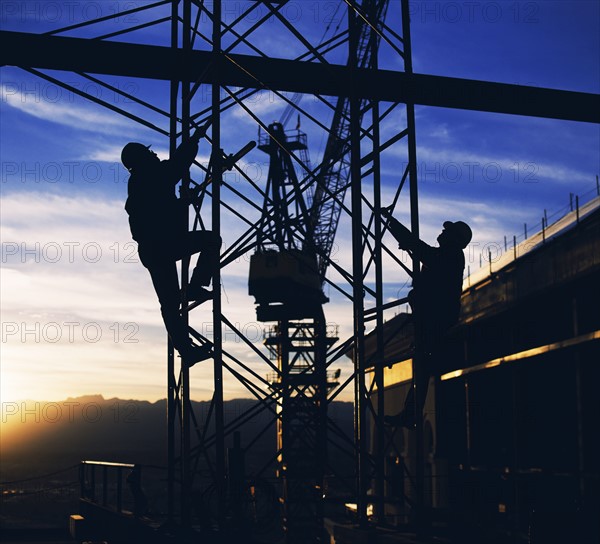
382, 210, 472, 428
121, 121, 220, 368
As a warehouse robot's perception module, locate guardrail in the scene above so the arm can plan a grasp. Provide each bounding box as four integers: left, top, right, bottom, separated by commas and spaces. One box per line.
79, 460, 143, 515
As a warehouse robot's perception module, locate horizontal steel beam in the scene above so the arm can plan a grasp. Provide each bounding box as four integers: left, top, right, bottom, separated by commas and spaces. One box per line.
1, 31, 598, 123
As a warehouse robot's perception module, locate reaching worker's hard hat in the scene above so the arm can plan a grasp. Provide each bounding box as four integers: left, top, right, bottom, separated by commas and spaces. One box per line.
443, 221, 472, 248
121, 142, 152, 171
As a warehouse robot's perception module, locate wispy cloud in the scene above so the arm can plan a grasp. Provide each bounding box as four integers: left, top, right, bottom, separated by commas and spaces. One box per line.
86, 145, 131, 163
1, 83, 135, 135
412, 145, 592, 185
84, 144, 211, 166
226, 92, 290, 124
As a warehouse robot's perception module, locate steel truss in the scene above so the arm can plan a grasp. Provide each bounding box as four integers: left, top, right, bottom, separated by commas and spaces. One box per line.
2, 1, 599, 542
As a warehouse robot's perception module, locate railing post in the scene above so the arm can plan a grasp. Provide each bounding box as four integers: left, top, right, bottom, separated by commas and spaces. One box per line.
90, 465, 96, 502
542, 217, 546, 242
117, 467, 123, 513
102, 465, 108, 506
79, 463, 85, 499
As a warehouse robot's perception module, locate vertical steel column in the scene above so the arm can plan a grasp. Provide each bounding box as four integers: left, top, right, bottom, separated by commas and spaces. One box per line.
401, 0, 425, 532
510, 366, 521, 536
180, 0, 192, 529
211, 0, 226, 529
278, 320, 290, 541
349, 3, 368, 530
167, 0, 179, 525
180, 0, 192, 528
572, 297, 586, 506
315, 308, 328, 539
371, 0, 386, 523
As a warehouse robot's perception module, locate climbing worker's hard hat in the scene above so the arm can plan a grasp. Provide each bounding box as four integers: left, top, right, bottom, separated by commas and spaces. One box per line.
121, 142, 152, 171
443, 221, 472, 248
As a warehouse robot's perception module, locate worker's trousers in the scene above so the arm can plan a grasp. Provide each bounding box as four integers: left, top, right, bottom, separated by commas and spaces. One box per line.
138, 231, 220, 353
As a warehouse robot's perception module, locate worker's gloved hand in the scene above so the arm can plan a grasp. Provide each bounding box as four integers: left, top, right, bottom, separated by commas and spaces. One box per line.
184, 182, 203, 205
385, 215, 413, 250
191, 119, 212, 142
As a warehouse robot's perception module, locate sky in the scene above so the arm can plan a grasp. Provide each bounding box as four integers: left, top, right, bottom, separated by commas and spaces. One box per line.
1, 1, 599, 406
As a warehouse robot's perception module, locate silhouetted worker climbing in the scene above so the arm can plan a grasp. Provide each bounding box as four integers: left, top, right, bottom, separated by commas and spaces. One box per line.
382, 211, 472, 429
122, 121, 219, 367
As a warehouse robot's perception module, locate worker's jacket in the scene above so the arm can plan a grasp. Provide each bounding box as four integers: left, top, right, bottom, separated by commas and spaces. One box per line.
411, 241, 465, 334
125, 140, 198, 247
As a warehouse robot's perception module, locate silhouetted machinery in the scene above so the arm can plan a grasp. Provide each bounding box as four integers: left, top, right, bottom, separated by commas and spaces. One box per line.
249, 248, 326, 321
249, 122, 327, 322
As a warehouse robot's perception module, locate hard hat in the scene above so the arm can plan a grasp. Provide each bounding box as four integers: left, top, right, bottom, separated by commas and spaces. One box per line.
443, 221, 472, 248
121, 142, 151, 171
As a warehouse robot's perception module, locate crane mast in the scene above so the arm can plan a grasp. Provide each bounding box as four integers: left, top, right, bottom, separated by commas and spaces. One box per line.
249, 122, 335, 544
248, 2, 390, 542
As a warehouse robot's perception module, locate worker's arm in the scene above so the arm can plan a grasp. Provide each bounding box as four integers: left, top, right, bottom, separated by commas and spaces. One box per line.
382, 209, 418, 251
190, 119, 212, 143
382, 209, 437, 264
164, 120, 212, 185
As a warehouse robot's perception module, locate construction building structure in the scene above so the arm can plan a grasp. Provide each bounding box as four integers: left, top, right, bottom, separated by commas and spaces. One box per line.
1, 0, 599, 542
368, 196, 600, 543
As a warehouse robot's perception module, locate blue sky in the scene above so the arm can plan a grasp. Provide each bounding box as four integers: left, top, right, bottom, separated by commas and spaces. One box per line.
1, 1, 599, 404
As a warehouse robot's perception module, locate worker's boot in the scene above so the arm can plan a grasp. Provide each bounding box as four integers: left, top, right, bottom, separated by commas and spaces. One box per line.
186, 283, 213, 304
179, 342, 212, 368
187, 266, 213, 304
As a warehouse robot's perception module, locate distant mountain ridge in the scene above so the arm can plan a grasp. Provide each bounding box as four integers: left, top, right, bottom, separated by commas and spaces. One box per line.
1, 395, 354, 481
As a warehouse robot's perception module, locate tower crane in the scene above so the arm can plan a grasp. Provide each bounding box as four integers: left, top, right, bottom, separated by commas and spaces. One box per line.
248, 2, 390, 542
